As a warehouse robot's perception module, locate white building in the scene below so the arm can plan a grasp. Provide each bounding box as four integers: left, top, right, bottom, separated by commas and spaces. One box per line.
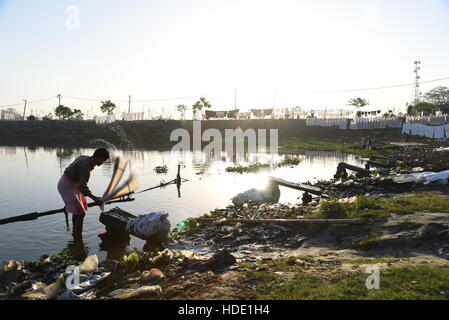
1, 108, 21, 120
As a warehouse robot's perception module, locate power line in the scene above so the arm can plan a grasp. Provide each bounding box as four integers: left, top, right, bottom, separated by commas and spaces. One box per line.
1, 96, 55, 108
290, 76, 449, 94
2, 76, 449, 108
63, 89, 234, 104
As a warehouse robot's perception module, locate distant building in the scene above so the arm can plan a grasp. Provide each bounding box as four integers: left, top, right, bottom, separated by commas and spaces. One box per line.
1, 108, 21, 120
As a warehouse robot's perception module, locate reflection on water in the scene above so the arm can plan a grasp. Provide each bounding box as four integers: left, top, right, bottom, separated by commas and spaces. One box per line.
66, 240, 90, 262
0, 145, 363, 262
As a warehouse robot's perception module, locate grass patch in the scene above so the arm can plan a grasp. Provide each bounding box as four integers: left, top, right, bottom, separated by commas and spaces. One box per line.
281, 138, 396, 158
243, 262, 449, 300
319, 200, 349, 219
308, 192, 449, 222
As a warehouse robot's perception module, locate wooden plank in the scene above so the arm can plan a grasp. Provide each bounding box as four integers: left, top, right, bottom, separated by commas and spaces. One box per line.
197, 218, 366, 225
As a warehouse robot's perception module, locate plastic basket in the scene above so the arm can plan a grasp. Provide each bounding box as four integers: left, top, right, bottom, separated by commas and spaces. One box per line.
99, 207, 137, 232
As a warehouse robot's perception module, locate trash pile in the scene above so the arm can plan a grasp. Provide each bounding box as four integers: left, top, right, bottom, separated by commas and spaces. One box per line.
392, 170, 449, 185
172, 203, 310, 252
0, 247, 238, 300
232, 182, 281, 204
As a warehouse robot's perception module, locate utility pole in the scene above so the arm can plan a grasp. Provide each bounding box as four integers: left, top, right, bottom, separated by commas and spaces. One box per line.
57, 94, 62, 107
128, 95, 132, 114
22, 99, 27, 120
413, 61, 421, 105
234, 87, 237, 110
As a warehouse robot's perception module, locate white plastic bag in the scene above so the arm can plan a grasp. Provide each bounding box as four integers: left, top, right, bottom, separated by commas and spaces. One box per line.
126, 212, 171, 240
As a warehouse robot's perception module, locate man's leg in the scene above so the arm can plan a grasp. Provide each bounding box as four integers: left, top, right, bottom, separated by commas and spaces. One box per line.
72, 213, 85, 240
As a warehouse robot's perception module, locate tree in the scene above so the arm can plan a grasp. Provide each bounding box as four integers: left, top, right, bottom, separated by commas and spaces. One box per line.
27, 115, 37, 121
192, 97, 212, 120
42, 113, 53, 121
100, 100, 117, 116
72, 109, 84, 120
55, 105, 73, 120
408, 102, 435, 116
175, 104, 188, 120
348, 98, 369, 111
424, 86, 449, 114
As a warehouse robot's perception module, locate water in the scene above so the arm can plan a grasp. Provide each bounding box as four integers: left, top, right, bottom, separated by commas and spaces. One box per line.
0, 146, 363, 262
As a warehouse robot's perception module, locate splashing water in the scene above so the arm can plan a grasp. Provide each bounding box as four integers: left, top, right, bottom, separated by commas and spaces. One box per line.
90, 139, 120, 159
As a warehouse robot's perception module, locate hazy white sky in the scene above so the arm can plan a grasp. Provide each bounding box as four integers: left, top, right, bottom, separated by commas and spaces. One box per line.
1, 0, 449, 116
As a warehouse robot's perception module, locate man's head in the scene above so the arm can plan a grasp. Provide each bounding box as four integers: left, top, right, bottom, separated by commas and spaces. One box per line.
92, 148, 110, 166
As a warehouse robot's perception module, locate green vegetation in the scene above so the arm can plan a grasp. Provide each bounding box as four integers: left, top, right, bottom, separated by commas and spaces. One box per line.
319, 200, 348, 219
238, 256, 449, 300
100, 100, 117, 116
309, 192, 449, 221
192, 97, 212, 120
276, 156, 302, 168
225, 163, 271, 174
154, 165, 168, 174
55, 105, 84, 120
281, 138, 396, 158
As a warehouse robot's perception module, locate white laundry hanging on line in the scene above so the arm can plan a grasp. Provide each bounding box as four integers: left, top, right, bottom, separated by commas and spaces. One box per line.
402, 124, 412, 135
444, 124, 449, 138
416, 124, 425, 136
434, 126, 446, 139
424, 125, 435, 138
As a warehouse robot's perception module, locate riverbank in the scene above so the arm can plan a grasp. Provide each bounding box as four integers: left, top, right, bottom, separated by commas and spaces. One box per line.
2, 125, 449, 300
2, 188, 449, 300
0, 119, 403, 150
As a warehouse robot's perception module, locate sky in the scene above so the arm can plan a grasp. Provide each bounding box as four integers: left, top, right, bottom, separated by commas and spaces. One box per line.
1, 0, 449, 118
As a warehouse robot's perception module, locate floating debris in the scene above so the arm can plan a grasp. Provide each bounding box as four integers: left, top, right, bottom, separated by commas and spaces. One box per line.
154, 165, 168, 174
225, 163, 270, 174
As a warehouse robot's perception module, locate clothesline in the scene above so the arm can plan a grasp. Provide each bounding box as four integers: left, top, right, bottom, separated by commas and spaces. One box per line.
402, 123, 448, 139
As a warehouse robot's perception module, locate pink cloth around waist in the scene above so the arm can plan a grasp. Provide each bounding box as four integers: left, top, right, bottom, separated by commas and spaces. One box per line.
57, 174, 88, 216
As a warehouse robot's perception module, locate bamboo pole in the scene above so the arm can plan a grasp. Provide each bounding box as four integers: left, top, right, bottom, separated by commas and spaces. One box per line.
0, 196, 135, 226
197, 218, 366, 225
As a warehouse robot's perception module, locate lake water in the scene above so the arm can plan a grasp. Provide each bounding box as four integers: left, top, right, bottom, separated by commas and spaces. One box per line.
0, 146, 363, 262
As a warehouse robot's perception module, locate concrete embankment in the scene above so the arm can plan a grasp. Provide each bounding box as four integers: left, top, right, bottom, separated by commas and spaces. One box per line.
0, 119, 400, 149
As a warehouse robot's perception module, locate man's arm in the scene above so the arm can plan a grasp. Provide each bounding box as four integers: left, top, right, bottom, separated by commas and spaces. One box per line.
78, 161, 100, 203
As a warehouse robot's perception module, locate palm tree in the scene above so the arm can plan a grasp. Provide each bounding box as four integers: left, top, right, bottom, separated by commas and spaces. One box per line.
192, 97, 212, 120
175, 104, 188, 120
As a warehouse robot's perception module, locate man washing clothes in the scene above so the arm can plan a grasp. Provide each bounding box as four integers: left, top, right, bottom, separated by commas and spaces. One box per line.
57, 148, 110, 240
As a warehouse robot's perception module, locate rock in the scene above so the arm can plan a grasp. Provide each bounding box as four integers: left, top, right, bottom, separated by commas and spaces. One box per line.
110, 285, 161, 299
79, 255, 99, 273
139, 269, 165, 284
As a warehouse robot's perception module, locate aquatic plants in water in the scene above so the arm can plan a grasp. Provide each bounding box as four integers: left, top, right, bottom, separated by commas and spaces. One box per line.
154, 165, 168, 174
225, 163, 270, 174
276, 156, 302, 168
